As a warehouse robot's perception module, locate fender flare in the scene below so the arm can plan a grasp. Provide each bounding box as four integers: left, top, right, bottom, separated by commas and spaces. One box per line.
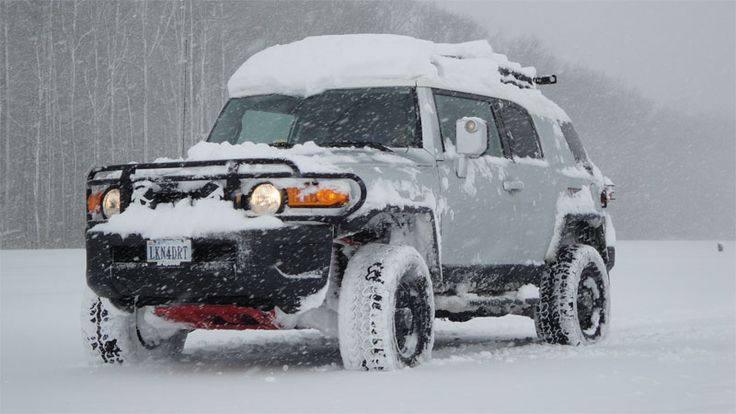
546, 213, 612, 267
337, 206, 442, 286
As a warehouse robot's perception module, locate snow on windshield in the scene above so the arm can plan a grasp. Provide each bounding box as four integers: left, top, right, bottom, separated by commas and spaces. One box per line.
207, 87, 419, 148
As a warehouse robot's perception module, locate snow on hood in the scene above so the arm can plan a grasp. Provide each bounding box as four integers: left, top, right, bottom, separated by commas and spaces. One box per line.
228, 34, 569, 121
93, 141, 424, 239
171, 141, 415, 174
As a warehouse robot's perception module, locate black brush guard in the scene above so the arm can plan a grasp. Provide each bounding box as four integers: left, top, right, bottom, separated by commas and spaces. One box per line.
85, 158, 366, 313
86, 158, 366, 222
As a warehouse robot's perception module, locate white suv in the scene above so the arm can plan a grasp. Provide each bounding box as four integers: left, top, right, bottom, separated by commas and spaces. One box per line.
82, 35, 616, 370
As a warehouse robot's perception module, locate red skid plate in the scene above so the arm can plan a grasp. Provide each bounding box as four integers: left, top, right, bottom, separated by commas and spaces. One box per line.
154, 304, 279, 330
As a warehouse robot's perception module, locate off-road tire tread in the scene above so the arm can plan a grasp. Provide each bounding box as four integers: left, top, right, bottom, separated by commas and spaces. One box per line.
535, 244, 608, 345
338, 244, 434, 371
351, 262, 391, 370
82, 291, 187, 364
85, 298, 125, 364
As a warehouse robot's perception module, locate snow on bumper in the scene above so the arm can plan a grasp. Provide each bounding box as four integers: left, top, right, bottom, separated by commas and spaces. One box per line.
90, 198, 284, 239
86, 223, 333, 314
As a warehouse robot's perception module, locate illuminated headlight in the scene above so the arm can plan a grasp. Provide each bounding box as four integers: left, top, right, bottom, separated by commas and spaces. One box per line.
248, 183, 282, 215
102, 188, 121, 218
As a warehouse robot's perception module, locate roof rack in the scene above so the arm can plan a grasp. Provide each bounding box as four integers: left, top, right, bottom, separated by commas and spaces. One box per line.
437, 53, 557, 90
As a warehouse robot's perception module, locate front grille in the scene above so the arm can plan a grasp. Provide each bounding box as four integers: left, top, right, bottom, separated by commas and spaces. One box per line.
112, 240, 236, 263
112, 245, 146, 262
133, 181, 226, 208
193, 241, 236, 262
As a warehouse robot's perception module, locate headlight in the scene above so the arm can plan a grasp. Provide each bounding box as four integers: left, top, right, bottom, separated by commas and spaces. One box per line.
102, 188, 121, 218
248, 183, 282, 215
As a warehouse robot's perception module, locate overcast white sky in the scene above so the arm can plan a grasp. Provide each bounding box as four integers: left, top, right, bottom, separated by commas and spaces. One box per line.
435, 1, 735, 119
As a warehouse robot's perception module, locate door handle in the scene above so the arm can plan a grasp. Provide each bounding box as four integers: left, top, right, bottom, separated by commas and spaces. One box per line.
503, 180, 525, 192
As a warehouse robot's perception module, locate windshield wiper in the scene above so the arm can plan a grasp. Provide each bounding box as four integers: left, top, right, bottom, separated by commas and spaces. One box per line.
327, 140, 393, 152
269, 140, 393, 152
269, 141, 295, 149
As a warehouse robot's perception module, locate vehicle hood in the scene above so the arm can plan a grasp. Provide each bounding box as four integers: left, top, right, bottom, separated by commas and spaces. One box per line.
164, 141, 425, 174
158, 141, 439, 215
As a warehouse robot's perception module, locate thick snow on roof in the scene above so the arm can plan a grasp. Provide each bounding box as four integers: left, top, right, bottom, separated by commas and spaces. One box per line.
228, 34, 569, 120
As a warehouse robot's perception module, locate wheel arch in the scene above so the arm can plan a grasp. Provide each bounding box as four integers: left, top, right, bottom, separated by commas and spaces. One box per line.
337, 206, 442, 286
547, 213, 612, 268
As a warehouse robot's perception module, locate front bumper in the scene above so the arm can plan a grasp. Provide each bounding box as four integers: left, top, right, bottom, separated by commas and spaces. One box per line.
86, 223, 333, 313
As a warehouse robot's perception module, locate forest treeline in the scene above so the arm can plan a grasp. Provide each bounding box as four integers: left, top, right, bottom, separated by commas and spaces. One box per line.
1, 0, 734, 248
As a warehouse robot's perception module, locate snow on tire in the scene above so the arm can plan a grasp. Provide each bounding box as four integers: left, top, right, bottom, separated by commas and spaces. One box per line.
535, 244, 611, 345
338, 244, 434, 371
81, 288, 188, 364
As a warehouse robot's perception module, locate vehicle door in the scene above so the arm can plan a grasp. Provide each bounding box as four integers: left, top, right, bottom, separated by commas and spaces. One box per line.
432, 90, 521, 267
493, 99, 558, 263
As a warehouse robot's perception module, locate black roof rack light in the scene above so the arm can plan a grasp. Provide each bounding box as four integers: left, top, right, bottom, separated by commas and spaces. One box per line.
437, 54, 557, 89
498, 66, 557, 89
533, 75, 557, 85
498, 66, 535, 89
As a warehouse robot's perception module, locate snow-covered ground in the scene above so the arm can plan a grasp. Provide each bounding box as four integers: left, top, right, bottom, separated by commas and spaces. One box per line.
1, 241, 734, 413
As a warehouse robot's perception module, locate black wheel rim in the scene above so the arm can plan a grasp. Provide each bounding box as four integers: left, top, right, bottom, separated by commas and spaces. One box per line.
577, 263, 607, 339
393, 271, 432, 366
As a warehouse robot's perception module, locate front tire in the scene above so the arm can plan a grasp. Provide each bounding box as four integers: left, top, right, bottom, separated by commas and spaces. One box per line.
535, 244, 611, 345
81, 289, 188, 364
338, 244, 435, 371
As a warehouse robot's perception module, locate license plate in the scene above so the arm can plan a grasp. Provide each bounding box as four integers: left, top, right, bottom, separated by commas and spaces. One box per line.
146, 239, 192, 266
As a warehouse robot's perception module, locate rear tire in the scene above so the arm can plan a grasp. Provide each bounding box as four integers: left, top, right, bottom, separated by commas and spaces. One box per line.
338, 244, 435, 371
81, 289, 188, 364
535, 244, 610, 345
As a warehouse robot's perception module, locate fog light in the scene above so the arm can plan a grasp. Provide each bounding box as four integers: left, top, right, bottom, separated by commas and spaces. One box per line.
248, 183, 282, 215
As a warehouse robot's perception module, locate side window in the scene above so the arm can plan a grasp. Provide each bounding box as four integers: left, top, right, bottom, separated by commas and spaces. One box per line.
496, 100, 543, 159
433, 93, 504, 157
560, 121, 589, 164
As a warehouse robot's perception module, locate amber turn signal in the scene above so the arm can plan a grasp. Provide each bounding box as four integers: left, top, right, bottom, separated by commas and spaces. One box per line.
87, 191, 103, 213
286, 187, 349, 208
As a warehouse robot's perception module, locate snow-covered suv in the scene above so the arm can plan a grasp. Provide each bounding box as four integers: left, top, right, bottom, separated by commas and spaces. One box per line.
82, 35, 616, 370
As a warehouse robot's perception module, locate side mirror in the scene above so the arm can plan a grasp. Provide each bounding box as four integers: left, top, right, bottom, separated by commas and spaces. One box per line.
455, 117, 487, 178
456, 117, 488, 157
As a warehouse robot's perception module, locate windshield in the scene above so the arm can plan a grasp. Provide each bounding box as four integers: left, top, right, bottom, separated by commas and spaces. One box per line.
207, 87, 419, 148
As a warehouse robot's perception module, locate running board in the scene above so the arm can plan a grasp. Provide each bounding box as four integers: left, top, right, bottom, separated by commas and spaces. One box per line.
435, 292, 538, 321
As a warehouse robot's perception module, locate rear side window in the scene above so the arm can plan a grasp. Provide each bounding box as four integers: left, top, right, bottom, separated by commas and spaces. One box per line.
433, 93, 504, 157
496, 100, 543, 159
560, 122, 589, 164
